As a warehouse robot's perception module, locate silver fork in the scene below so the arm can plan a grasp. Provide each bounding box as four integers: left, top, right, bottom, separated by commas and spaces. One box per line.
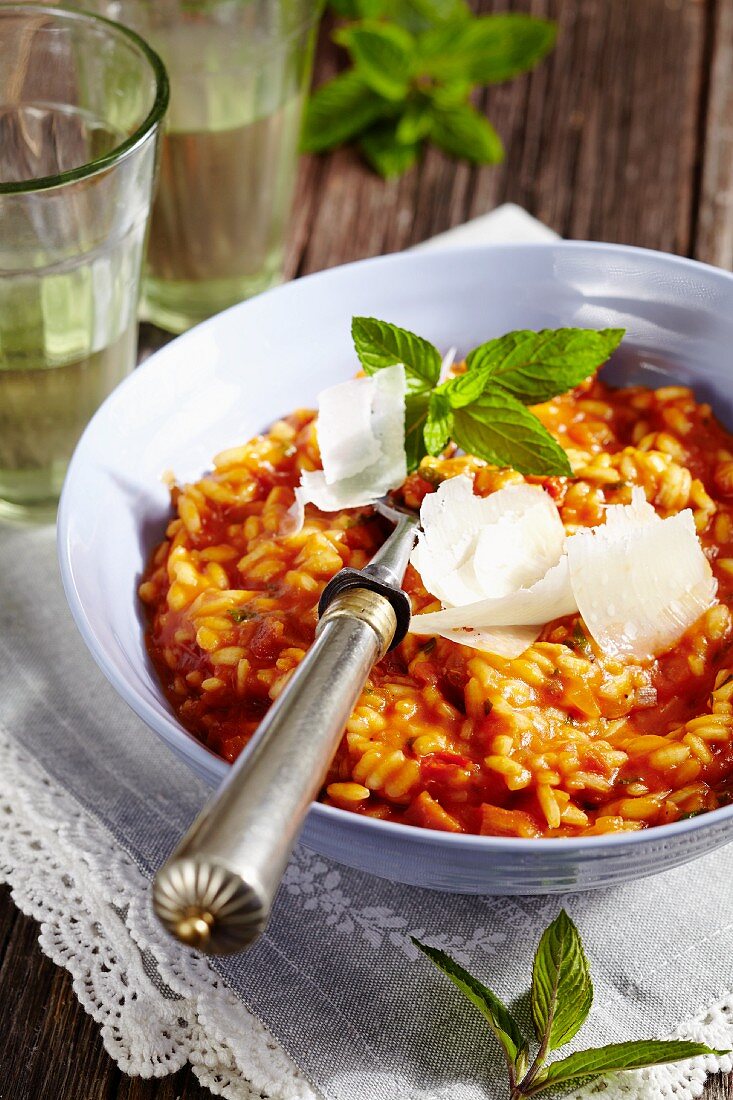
152, 507, 419, 954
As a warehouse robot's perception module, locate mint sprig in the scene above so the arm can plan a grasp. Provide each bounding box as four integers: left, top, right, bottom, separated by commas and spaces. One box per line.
302, 6, 556, 178
360, 121, 421, 178
413, 910, 726, 1100
350, 317, 624, 476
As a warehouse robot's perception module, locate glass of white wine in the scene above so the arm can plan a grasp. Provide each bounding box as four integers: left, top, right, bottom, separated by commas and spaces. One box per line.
0, 4, 168, 523
82, 0, 322, 334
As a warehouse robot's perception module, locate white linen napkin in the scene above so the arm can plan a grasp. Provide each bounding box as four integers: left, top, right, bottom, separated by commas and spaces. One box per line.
413, 203, 560, 249
1, 205, 732, 1100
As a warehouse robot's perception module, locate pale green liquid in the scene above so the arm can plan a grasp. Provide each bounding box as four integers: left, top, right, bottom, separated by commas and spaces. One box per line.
142, 93, 304, 333
0, 106, 144, 522
0, 328, 136, 522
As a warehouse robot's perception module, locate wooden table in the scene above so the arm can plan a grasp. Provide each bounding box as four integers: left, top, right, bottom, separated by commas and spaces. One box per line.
2, 0, 733, 1096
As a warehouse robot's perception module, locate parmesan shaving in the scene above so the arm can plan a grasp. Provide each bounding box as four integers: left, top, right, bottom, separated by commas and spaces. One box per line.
288, 364, 407, 530
411, 557, 575, 631
434, 625, 541, 660
439, 345, 457, 383
566, 490, 717, 660
408, 479, 716, 663
409, 478, 574, 655
409, 557, 575, 657
471, 488, 566, 597
317, 378, 380, 484
410, 478, 566, 607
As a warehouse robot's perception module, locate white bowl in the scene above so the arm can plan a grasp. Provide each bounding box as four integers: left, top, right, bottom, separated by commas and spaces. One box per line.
58, 241, 733, 893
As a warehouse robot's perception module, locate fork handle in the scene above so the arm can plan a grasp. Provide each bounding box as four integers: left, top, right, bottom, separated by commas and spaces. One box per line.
152, 588, 396, 955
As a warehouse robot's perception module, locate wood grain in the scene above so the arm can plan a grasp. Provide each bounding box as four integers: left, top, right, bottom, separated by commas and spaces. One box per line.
695, 0, 733, 268
3, 0, 733, 1096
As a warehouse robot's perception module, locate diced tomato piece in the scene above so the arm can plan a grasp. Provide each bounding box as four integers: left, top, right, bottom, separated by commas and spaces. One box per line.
401, 474, 436, 507
405, 791, 463, 832
420, 751, 473, 789
543, 477, 564, 500
249, 617, 285, 660
480, 803, 542, 838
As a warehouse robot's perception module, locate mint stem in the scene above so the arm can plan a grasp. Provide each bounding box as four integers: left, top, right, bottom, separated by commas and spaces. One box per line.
513, 990, 555, 1097
516, 1032, 550, 1096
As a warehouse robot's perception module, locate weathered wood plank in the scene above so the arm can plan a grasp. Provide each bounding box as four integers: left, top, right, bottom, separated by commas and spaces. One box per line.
0, 888, 210, 1099
471, 0, 706, 251
0, 883, 18, 965
704, 1074, 733, 1099
694, 0, 733, 267
0, 891, 117, 1100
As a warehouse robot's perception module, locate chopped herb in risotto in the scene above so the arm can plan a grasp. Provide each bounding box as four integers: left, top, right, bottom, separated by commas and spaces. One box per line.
140, 323, 733, 838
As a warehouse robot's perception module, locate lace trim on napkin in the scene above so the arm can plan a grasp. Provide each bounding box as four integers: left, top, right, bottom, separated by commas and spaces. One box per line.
1, 729, 732, 1100
0, 732, 316, 1100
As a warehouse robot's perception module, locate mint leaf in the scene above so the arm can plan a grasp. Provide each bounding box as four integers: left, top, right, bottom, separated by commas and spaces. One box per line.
301, 72, 391, 153
534, 1040, 727, 1093
428, 80, 473, 108
453, 393, 572, 477
419, 14, 556, 85
439, 369, 491, 409
360, 122, 419, 178
465, 328, 625, 405
424, 391, 453, 456
334, 22, 415, 102
351, 317, 442, 392
396, 100, 433, 144
404, 393, 430, 472
429, 102, 504, 164
394, 0, 471, 33
412, 938, 528, 1073
531, 910, 592, 1053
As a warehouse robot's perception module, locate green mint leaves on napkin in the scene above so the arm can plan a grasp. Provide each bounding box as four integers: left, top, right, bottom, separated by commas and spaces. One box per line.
302, 2, 556, 178
413, 910, 726, 1099
351, 316, 624, 476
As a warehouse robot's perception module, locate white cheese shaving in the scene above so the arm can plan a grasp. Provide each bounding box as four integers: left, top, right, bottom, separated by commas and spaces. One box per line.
411, 557, 575, 631
603, 486, 657, 529
409, 477, 573, 657
434, 625, 541, 660
409, 479, 716, 662
566, 489, 717, 660
409, 557, 576, 658
439, 346, 457, 383
288, 364, 407, 530
317, 377, 380, 484
471, 487, 566, 597
370, 360, 409, 493
410, 478, 566, 607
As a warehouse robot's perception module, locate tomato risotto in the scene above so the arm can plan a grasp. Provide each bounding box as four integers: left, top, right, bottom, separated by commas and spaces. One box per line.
139, 379, 733, 838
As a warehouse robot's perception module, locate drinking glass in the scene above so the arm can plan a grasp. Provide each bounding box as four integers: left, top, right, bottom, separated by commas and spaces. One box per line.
0, 4, 168, 523
82, 0, 321, 334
